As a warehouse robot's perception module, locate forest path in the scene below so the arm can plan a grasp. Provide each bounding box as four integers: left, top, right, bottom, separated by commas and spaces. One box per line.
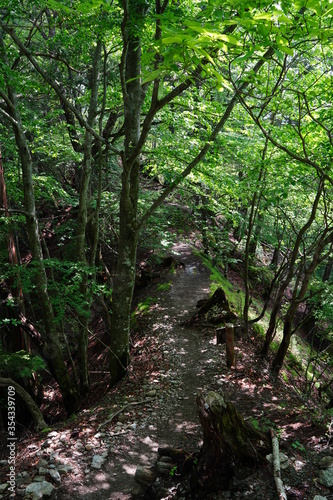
56, 242, 225, 499
10, 243, 329, 500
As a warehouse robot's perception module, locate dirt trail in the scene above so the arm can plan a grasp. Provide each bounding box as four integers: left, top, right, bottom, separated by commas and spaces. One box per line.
55, 242, 224, 499
5, 243, 330, 499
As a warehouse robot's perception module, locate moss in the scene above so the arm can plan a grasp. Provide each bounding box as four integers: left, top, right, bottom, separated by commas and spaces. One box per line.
195, 251, 243, 315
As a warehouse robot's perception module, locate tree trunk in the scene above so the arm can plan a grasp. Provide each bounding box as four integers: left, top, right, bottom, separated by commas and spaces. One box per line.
1, 35, 79, 414
0, 378, 47, 431
109, 0, 147, 385
262, 180, 324, 355
272, 227, 333, 374
76, 40, 102, 394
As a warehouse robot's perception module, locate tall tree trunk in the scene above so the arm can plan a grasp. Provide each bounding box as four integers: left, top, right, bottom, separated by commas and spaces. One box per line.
109, 0, 147, 384
76, 41, 102, 394
0, 34, 78, 414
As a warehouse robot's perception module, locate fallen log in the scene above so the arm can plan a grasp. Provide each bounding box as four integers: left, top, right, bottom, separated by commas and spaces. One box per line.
270, 428, 287, 500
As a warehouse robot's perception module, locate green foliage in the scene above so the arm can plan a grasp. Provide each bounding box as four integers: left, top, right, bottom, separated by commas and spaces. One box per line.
0, 348, 46, 379
169, 465, 178, 477
291, 440, 306, 453
196, 251, 243, 314
157, 282, 172, 292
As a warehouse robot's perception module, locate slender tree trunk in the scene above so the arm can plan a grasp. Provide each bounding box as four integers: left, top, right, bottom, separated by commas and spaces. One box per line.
262, 180, 324, 355
1, 35, 78, 414
76, 41, 102, 394
272, 228, 333, 373
0, 378, 47, 431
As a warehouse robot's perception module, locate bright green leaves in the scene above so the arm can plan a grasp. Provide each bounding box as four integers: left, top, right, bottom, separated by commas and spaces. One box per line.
0, 348, 46, 379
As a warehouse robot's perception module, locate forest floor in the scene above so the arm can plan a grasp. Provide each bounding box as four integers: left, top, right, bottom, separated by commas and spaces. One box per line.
2, 240, 333, 499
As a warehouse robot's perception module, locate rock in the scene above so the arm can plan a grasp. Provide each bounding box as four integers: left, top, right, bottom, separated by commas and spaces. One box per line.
33, 476, 46, 482
0, 484, 8, 493
48, 468, 61, 484
134, 466, 156, 486
319, 456, 333, 469
39, 467, 48, 476
25, 481, 55, 499
318, 468, 333, 487
156, 461, 175, 475
313, 496, 328, 500
56, 464, 73, 474
41, 439, 52, 449
91, 455, 106, 469
38, 459, 48, 468
85, 443, 93, 451
47, 431, 59, 438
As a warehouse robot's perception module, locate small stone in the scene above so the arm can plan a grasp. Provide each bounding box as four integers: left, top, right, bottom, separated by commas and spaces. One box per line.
56, 464, 73, 474
39, 467, 48, 475
47, 431, 59, 438
91, 455, 106, 469
38, 459, 48, 468
48, 469, 61, 483
33, 476, 46, 482
320, 456, 333, 469
59, 434, 68, 442
313, 496, 328, 500
25, 480, 55, 499
146, 390, 157, 397
84, 468, 90, 474
318, 468, 333, 488
0, 484, 8, 493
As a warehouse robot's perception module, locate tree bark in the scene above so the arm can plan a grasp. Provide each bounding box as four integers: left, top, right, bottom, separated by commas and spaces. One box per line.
192, 392, 270, 494
109, 0, 147, 384
272, 227, 333, 373
262, 180, 324, 355
76, 40, 102, 394
0, 34, 79, 414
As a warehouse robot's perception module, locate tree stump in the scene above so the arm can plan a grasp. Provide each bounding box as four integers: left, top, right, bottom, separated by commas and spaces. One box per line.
191, 391, 271, 495
188, 288, 230, 325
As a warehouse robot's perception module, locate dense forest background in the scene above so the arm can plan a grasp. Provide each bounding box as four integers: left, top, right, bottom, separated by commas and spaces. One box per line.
1, 0, 333, 441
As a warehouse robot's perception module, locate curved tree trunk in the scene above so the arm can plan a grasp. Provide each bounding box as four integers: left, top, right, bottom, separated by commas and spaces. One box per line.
0, 378, 47, 431
262, 180, 324, 355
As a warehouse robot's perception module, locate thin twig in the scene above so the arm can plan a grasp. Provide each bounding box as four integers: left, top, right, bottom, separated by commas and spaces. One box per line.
98, 398, 153, 430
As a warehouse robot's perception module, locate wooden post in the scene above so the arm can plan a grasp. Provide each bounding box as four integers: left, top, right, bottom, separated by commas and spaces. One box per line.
226, 323, 235, 368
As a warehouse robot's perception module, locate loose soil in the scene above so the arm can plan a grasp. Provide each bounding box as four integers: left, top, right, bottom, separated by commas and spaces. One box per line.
1, 242, 333, 499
